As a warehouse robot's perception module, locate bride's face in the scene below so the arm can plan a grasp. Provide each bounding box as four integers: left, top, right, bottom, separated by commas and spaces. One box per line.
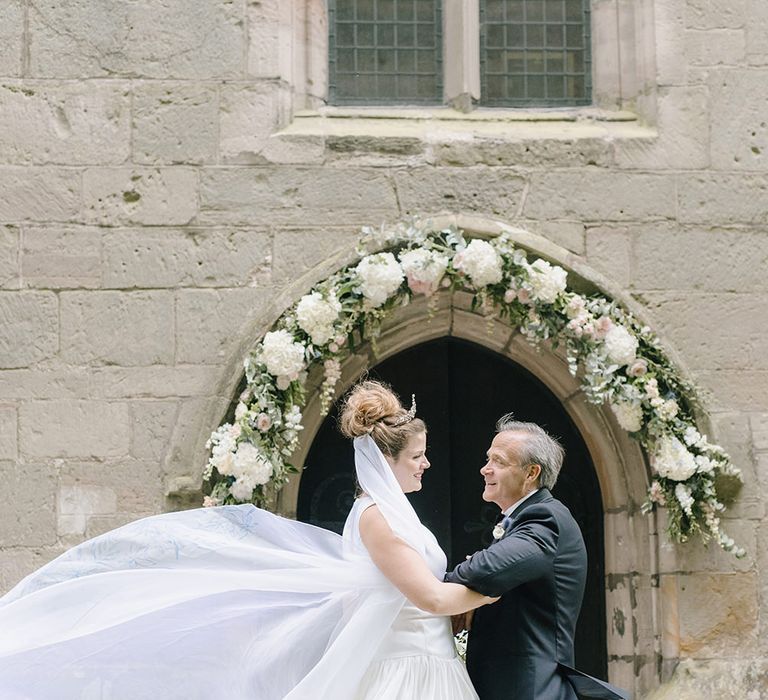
386, 431, 430, 493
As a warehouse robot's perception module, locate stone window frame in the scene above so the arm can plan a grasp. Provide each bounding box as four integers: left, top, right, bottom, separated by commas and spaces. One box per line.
283, 0, 658, 127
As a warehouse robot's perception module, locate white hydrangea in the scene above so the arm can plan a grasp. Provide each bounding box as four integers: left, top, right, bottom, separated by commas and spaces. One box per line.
683, 426, 703, 447
603, 324, 639, 366
657, 399, 679, 421
232, 442, 274, 485
296, 291, 342, 346
695, 455, 715, 474
454, 239, 503, 288
355, 252, 405, 307
527, 260, 568, 304
399, 248, 448, 296
565, 294, 587, 320
653, 435, 698, 481
260, 330, 305, 378
675, 482, 695, 516
610, 400, 643, 432
229, 476, 256, 502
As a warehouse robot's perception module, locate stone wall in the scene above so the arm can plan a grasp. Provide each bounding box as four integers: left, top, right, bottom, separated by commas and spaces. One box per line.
0, 0, 767, 696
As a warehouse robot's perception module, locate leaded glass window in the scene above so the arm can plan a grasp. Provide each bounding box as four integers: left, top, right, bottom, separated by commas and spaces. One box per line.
328, 0, 443, 105
480, 0, 592, 106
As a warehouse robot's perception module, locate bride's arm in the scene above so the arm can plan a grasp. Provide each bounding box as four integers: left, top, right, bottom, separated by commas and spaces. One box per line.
359, 505, 496, 616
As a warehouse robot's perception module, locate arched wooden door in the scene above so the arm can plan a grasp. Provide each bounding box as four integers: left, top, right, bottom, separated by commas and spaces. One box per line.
297, 337, 607, 677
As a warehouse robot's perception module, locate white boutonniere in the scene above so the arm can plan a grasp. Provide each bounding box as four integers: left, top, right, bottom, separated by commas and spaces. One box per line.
492, 523, 506, 540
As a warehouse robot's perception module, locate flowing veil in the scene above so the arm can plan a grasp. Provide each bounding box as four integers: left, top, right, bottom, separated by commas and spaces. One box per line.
0, 436, 428, 700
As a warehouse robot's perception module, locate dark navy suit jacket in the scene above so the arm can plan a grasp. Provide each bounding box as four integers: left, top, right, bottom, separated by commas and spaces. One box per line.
446, 488, 628, 700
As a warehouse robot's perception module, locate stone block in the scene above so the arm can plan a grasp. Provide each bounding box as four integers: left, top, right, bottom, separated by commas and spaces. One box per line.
83, 167, 198, 226
512, 220, 585, 255
199, 167, 398, 226
164, 396, 224, 482
709, 411, 758, 488
654, 0, 688, 86
59, 459, 165, 521
0, 226, 19, 289
614, 86, 709, 169
746, 0, 768, 64
709, 69, 768, 170
677, 173, 768, 224
0, 368, 91, 400
220, 83, 289, 163
525, 170, 677, 221
129, 400, 178, 461
751, 413, 768, 452
272, 227, 360, 285
0, 1, 23, 77
28, 0, 245, 79
57, 483, 118, 536
695, 370, 768, 412
646, 659, 768, 700
658, 519, 756, 574
175, 288, 272, 364
261, 133, 326, 165
132, 83, 218, 165
605, 577, 636, 658
0, 547, 64, 595
22, 226, 102, 289
677, 572, 758, 658
19, 400, 130, 458
0, 167, 80, 222
102, 227, 271, 289
89, 366, 217, 399
247, 0, 293, 80
585, 225, 632, 287
0, 82, 130, 165
632, 228, 768, 292
394, 167, 525, 220
636, 292, 768, 370
0, 405, 17, 459
685, 0, 747, 30
0, 461, 57, 546
685, 30, 745, 66
0, 291, 58, 369
61, 290, 174, 366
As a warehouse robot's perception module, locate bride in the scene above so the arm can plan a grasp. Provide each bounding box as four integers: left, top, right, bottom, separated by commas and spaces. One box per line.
0, 381, 494, 699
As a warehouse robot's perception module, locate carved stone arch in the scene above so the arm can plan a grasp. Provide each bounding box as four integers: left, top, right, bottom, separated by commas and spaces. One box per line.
166, 213, 682, 697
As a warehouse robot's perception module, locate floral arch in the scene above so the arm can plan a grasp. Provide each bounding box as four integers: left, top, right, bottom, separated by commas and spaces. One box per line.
202, 216, 743, 557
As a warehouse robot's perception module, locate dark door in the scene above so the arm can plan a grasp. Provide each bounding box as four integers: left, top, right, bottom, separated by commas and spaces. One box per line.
297, 337, 607, 678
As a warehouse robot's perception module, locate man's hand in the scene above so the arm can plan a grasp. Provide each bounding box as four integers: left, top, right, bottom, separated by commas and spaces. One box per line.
451, 609, 474, 635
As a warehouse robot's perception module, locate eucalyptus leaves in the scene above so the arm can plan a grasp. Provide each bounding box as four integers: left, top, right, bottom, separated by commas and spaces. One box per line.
203, 222, 743, 556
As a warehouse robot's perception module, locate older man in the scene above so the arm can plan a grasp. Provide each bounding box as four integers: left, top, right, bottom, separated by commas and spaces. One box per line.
446, 415, 628, 700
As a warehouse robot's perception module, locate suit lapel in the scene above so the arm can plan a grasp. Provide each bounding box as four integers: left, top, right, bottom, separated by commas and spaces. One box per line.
507, 487, 552, 527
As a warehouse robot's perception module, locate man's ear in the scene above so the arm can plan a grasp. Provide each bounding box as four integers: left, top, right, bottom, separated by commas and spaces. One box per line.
528, 463, 542, 484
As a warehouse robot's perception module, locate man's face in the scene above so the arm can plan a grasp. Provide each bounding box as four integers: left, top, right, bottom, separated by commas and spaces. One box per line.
480, 431, 537, 511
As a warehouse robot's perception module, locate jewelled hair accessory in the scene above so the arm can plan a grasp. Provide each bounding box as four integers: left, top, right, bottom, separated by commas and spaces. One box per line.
391, 394, 417, 427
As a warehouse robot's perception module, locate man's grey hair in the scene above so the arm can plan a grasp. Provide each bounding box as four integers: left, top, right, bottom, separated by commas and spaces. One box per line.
495, 413, 565, 490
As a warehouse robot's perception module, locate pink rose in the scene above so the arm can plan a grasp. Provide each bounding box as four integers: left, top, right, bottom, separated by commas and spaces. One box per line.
628, 359, 648, 377
594, 316, 614, 339
503, 289, 516, 304
256, 413, 272, 432
406, 274, 437, 296
517, 288, 531, 304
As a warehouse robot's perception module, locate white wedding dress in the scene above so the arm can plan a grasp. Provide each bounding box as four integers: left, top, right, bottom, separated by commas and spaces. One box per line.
0, 436, 478, 700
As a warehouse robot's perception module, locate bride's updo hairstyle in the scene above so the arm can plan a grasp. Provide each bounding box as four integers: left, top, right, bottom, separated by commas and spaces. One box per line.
339, 380, 426, 458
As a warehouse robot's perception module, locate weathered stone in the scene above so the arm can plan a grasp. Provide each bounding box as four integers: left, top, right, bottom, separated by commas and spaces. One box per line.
83, 167, 198, 226
632, 228, 768, 291
646, 659, 768, 700
129, 400, 178, 461
585, 225, 632, 287
709, 412, 758, 490
272, 227, 360, 285
0, 167, 80, 222
658, 519, 756, 574
677, 173, 768, 224
685, 30, 745, 66
0, 226, 19, 289
22, 226, 102, 288
525, 170, 677, 221
0, 405, 18, 459
695, 370, 768, 411
654, 0, 689, 86
0, 461, 57, 546
164, 396, 224, 482
677, 573, 758, 658
0, 1, 23, 77
751, 413, 768, 452
247, 0, 292, 79
685, 0, 747, 30
637, 292, 768, 370
57, 483, 118, 536
220, 83, 289, 163
614, 86, 709, 169
512, 219, 585, 255
88, 366, 218, 399
709, 69, 768, 170
61, 290, 174, 366
605, 577, 636, 657
28, 0, 245, 79
261, 133, 326, 165
0, 82, 130, 165
746, 0, 768, 64
19, 400, 130, 458
132, 83, 218, 165
0, 291, 58, 368
102, 228, 271, 289
394, 167, 525, 219
199, 167, 398, 225
0, 368, 92, 399
0, 547, 64, 595
175, 288, 273, 364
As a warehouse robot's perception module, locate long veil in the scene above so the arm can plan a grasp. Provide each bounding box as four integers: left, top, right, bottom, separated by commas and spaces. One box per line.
0, 436, 428, 699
